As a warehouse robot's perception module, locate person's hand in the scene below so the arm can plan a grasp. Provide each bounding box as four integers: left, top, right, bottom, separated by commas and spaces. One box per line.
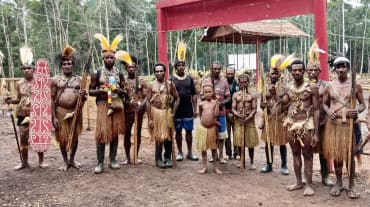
148, 120, 154, 128
5, 96, 12, 105
311, 134, 319, 148
53, 119, 60, 130
347, 109, 358, 119
193, 110, 198, 118
268, 85, 276, 95
327, 109, 336, 120
260, 101, 267, 109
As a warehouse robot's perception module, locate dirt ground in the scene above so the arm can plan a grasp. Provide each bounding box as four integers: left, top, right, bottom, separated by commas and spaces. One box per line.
0, 109, 370, 207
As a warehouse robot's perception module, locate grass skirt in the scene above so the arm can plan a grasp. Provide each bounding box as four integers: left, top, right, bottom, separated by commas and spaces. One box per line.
196, 124, 217, 152
260, 116, 288, 145
95, 102, 125, 143
150, 107, 173, 142
322, 119, 352, 161
55, 107, 82, 147
234, 119, 258, 148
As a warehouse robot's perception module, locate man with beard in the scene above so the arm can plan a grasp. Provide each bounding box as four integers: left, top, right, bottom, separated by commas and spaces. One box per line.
322, 57, 365, 198
51, 45, 86, 171
225, 67, 239, 160
147, 63, 179, 168
171, 60, 198, 162
201, 62, 230, 164
283, 59, 320, 196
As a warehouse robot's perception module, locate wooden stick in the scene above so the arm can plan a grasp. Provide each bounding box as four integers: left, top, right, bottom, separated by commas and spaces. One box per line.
240, 88, 246, 171
133, 112, 138, 165
260, 63, 272, 162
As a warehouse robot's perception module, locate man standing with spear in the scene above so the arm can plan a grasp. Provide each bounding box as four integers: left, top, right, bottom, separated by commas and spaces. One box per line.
322, 56, 365, 198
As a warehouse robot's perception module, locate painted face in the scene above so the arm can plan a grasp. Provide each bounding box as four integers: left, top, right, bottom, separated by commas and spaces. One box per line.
154, 65, 165, 81
238, 77, 249, 89
307, 67, 321, 81
226, 69, 235, 82
22, 66, 34, 79
290, 64, 305, 82
203, 86, 213, 100
175, 62, 185, 77
103, 54, 116, 68
61, 59, 73, 75
212, 63, 222, 78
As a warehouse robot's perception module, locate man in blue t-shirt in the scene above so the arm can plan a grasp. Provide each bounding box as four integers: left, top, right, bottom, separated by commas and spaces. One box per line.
171, 60, 199, 161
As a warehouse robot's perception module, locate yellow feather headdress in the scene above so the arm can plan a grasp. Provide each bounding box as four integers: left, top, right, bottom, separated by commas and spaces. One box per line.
115, 50, 133, 66
270, 53, 295, 71
94, 33, 123, 53
62, 44, 75, 60
20, 46, 33, 66
177, 41, 187, 62
307, 40, 325, 68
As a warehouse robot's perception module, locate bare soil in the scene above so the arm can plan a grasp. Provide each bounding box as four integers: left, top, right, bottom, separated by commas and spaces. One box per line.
0, 112, 369, 207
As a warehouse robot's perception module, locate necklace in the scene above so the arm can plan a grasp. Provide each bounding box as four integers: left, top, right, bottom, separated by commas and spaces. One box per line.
174, 73, 186, 80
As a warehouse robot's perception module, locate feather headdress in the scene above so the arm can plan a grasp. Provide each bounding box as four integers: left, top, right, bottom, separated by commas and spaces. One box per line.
177, 41, 186, 62
115, 50, 133, 66
20, 46, 33, 67
94, 33, 123, 56
307, 41, 325, 68
61, 44, 75, 60
270, 53, 294, 71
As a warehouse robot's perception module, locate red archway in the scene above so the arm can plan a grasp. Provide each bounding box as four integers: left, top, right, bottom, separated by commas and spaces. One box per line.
156, 0, 329, 80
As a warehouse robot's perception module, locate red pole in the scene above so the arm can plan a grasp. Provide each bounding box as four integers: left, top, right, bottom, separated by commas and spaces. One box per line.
314, 0, 329, 81
156, 8, 169, 78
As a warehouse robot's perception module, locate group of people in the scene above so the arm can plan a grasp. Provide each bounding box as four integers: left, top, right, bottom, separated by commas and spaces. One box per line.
6, 37, 367, 199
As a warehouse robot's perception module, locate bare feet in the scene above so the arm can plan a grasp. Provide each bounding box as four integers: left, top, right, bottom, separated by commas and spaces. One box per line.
59, 163, 69, 171
347, 188, 360, 199
120, 160, 131, 165
220, 158, 228, 164
214, 167, 223, 174
198, 167, 208, 174
13, 163, 29, 171
329, 184, 343, 197
69, 160, 81, 169
39, 162, 48, 169
287, 183, 304, 191
303, 185, 314, 196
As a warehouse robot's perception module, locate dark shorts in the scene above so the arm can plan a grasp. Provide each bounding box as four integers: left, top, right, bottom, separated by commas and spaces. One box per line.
174, 117, 194, 132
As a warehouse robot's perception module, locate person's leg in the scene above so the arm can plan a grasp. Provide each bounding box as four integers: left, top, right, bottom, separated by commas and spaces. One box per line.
261, 143, 274, 173
164, 139, 173, 168
287, 139, 304, 191
94, 143, 105, 174
38, 152, 48, 168
59, 145, 69, 171
69, 138, 81, 169
280, 145, 289, 175
212, 149, 222, 174
14, 125, 29, 170
109, 138, 120, 169
225, 117, 232, 159
185, 129, 198, 161
330, 160, 344, 196
198, 151, 208, 174
123, 112, 134, 164
155, 142, 165, 168
302, 134, 314, 196
248, 147, 256, 170
136, 112, 144, 163
319, 153, 333, 186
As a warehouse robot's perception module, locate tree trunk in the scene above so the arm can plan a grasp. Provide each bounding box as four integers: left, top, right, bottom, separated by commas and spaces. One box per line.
44, 0, 56, 75
2, 11, 14, 78
360, 7, 368, 75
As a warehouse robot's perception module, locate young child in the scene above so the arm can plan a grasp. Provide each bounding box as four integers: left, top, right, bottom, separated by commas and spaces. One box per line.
196, 83, 222, 174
